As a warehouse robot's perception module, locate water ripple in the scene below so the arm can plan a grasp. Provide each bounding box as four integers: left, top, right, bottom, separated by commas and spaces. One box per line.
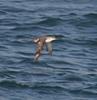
0, 0, 97, 100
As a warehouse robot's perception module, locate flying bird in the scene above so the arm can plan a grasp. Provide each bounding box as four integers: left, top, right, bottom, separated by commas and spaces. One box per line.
33, 35, 58, 61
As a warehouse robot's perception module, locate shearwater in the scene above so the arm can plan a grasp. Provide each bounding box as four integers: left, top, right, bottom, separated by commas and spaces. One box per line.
33, 35, 61, 61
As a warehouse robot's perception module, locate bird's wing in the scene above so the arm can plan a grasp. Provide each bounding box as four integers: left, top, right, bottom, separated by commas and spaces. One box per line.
46, 43, 52, 55
34, 39, 45, 61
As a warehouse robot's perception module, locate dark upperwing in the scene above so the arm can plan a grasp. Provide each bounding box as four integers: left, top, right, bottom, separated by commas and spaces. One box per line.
34, 38, 45, 61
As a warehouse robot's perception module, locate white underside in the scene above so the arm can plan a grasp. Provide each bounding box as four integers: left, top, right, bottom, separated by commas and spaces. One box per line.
45, 37, 56, 43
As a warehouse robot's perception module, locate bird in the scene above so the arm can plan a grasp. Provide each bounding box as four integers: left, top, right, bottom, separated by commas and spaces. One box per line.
33, 35, 58, 61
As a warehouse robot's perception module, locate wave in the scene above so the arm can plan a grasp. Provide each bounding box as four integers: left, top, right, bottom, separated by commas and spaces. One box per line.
34, 17, 64, 26
0, 45, 8, 50
83, 13, 97, 19
73, 37, 97, 46
69, 88, 97, 96
0, 80, 29, 89
0, 80, 65, 92
67, 12, 97, 27
0, 10, 7, 15
0, 79, 97, 95
1, 5, 26, 13
12, 25, 52, 31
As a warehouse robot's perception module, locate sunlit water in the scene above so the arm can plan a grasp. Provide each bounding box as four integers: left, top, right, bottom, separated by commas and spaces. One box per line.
0, 0, 97, 100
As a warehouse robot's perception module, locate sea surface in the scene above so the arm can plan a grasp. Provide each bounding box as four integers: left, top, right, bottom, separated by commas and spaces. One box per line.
0, 0, 97, 100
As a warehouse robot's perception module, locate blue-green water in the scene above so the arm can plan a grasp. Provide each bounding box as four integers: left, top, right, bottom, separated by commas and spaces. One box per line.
0, 0, 97, 100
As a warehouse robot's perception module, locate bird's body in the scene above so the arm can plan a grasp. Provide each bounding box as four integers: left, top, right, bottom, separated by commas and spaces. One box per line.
45, 36, 56, 43
33, 35, 57, 61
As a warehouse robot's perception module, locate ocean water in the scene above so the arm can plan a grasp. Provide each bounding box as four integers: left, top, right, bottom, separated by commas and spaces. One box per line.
0, 0, 97, 100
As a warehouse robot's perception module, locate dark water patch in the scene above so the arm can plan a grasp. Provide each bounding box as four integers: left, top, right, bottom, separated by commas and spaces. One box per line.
2, 58, 19, 65
12, 25, 50, 31
66, 36, 97, 47
0, 45, 8, 50
52, 60, 75, 66
69, 12, 78, 16
69, 88, 97, 98
85, 83, 97, 91
35, 17, 64, 27
0, 80, 29, 89
0, 70, 33, 77
11, 0, 23, 3
86, 73, 97, 79
69, 81, 97, 98
12, 24, 33, 31
33, 85, 65, 94
0, 69, 50, 79
82, 73, 97, 82
16, 51, 33, 57
82, 89, 97, 96
84, 13, 97, 19
69, 16, 97, 28
0, 80, 65, 94
65, 74, 84, 82
14, 57, 33, 65
0, 10, 7, 15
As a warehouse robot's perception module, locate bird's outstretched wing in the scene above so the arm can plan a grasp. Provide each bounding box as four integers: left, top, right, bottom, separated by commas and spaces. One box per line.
34, 38, 45, 61
46, 43, 52, 55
